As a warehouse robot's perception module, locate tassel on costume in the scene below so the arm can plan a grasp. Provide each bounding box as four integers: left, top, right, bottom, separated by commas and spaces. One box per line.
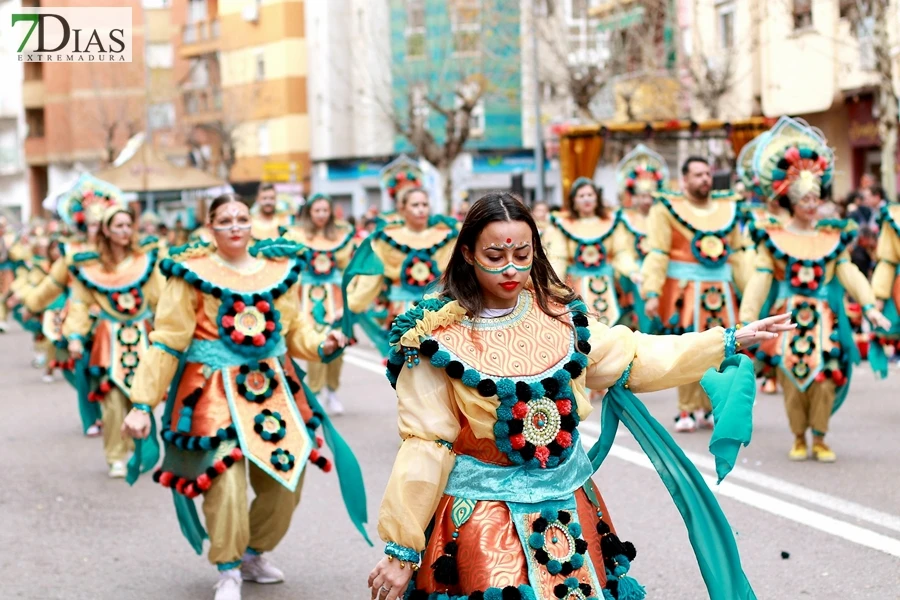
430, 541, 459, 585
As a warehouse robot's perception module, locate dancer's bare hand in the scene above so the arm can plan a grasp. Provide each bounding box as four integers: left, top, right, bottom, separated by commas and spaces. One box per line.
866, 307, 892, 331
121, 409, 151, 440
368, 556, 414, 600
644, 296, 659, 319
322, 330, 348, 355
735, 313, 795, 346
68, 338, 84, 360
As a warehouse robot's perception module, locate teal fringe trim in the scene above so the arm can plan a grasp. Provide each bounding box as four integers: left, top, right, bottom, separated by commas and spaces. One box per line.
217, 560, 241, 571
384, 541, 420, 563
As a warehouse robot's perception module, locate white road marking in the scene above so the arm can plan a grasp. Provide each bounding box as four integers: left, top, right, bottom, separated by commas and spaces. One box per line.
344, 355, 900, 557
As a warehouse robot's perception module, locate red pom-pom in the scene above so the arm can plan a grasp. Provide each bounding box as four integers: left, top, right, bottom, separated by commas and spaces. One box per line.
534, 446, 550, 466
196, 474, 211, 491
175, 478, 186, 494
814, 266, 823, 276
221, 315, 234, 328
111, 292, 120, 301
231, 448, 244, 460
322, 460, 333, 473
512, 402, 529, 419
316, 435, 324, 448
74, 212, 85, 223
790, 277, 801, 287
252, 334, 266, 346
808, 281, 818, 291
397, 172, 407, 181
231, 330, 245, 343
183, 483, 198, 498
556, 431, 573, 448
815, 372, 826, 383
233, 301, 246, 312
555, 399, 572, 416
309, 449, 320, 461
256, 301, 270, 312
213, 461, 228, 474
159, 471, 174, 487
99, 381, 112, 393
265, 320, 276, 331
784, 146, 801, 163
510, 433, 526, 450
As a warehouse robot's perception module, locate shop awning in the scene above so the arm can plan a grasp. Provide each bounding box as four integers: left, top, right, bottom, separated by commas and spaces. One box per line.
93, 137, 226, 193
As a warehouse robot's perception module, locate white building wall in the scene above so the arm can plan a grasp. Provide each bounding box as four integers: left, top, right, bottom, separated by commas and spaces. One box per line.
0, 0, 29, 222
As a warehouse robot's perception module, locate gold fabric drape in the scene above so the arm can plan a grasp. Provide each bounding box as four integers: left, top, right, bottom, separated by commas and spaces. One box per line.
559, 134, 604, 207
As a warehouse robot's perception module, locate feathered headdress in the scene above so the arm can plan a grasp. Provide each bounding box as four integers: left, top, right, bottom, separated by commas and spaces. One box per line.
616, 144, 669, 200
379, 155, 423, 202
55, 174, 124, 232
753, 116, 833, 204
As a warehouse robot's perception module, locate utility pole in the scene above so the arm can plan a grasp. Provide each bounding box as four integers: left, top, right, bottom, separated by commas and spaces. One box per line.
531, 0, 545, 203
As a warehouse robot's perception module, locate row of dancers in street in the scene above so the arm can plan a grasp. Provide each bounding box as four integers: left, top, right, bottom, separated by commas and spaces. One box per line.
0, 115, 896, 600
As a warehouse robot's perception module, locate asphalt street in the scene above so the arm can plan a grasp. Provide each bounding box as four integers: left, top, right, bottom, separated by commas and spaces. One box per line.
1, 325, 899, 599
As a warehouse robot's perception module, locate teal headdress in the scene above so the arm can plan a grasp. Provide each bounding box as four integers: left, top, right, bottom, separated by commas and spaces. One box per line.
752, 116, 834, 204
55, 174, 125, 232
616, 144, 669, 199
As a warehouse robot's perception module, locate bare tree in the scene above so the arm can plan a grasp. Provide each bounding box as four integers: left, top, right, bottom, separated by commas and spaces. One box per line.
87, 64, 145, 165
844, 0, 897, 198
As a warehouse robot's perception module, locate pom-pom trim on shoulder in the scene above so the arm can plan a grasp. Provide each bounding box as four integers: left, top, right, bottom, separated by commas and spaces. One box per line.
249, 237, 308, 260
388, 295, 458, 349
166, 240, 214, 263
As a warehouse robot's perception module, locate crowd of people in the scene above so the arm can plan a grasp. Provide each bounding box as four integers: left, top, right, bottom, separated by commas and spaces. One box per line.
0, 115, 897, 600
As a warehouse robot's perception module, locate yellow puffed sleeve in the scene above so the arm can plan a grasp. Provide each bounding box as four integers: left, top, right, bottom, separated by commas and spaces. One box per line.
378, 362, 459, 551
345, 238, 389, 314
728, 226, 755, 294
872, 217, 899, 300
738, 243, 775, 322
281, 282, 328, 361
336, 234, 357, 271
610, 222, 639, 278
61, 278, 95, 340
584, 320, 725, 393
23, 257, 68, 312
835, 250, 877, 307
130, 277, 198, 408
143, 262, 166, 314
639, 202, 671, 298
541, 223, 569, 281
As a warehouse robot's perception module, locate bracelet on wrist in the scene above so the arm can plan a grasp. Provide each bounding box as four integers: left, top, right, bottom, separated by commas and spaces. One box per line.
131, 403, 152, 414
724, 327, 738, 358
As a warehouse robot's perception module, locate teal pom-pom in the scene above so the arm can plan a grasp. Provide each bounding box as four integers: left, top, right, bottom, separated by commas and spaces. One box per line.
799, 147, 813, 159
483, 589, 503, 600
565, 577, 579, 588
200, 281, 213, 293
530, 382, 546, 400
494, 421, 510, 438
518, 585, 538, 600
573, 353, 589, 368
199, 437, 212, 450
461, 369, 481, 387
575, 326, 590, 342
184, 271, 199, 284
570, 553, 584, 569
495, 378, 516, 399
89, 366, 102, 376
495, 437, 512, 454
176, 414, 193, 434
528, 532, 545, 549
616, 575, 646, 600
772, 168, 786, 180
434, 594, 450, 600
614, 554, 631, 576
541, 508, 557, 522
603, 589, 615, 600
496, 405, 513, 421
430, 351, 451, 368
569, 522, 582, 538
546, 559, 562, 575
554, 369, 572, 386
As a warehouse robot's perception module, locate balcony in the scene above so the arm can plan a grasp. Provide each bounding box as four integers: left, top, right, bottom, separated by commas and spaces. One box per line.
182, 87, 223, 125
23, 80, 45, 109
180, 19, 220, 57
24, 136, 47, 166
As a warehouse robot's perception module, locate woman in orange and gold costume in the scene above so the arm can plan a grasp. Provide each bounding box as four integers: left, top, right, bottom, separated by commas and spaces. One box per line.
367, 192, 791, 600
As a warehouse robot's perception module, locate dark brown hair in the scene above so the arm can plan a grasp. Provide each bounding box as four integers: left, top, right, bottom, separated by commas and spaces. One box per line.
257, 182, 276, 195
438, 192, 576, 319
97, 207, 139, 272
300, 194, 337, 241
208, 193, 251, 223
569, 179, 609, 219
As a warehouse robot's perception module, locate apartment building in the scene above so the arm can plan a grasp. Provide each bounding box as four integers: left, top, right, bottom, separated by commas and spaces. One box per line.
0, 0, 28, 221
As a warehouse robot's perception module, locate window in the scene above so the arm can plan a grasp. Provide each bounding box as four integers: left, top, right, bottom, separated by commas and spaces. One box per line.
792, 0, 812, 30
540, 82, 557, 102
255, 51, 265, 81
24, 61, 43, 81
717, 3, 734, 50
257, 122, 270, 156
147, 43, 174, 69
450, 0, 481, 55
148, 103, 176, 130
188, 0, 207, 23
406, 0, 425, 59
25, 108, 45, 138
187, 57, 210, 87
566, 0, 602, 64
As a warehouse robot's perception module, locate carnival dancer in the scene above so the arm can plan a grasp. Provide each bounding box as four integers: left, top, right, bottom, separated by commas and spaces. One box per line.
251, 183, 294, 241
282, 193, 357, 415
343, 188, 457, 356
531, 201, 550, 238
545, 178, 638, 327
378, 155, 425, 227
641, 157, 755, 433
7, 229, 54, 370
367, 193, 792, 600
739, 116, 890, 463
63, 206, 165, 477
871, 200, 900, 362
122, 193, 368, 600
0, 216, 17, 333
614, 144, 668, 332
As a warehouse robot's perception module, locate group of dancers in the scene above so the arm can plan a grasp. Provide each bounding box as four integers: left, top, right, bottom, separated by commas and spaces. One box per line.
0, 115, 897, 600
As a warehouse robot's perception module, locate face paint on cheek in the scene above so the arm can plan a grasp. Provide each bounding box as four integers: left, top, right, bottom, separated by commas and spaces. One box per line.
474, 257, 533, 274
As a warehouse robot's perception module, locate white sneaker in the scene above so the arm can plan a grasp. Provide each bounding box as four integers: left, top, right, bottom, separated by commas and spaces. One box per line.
214, 570, 242, 600
108, 461, 127, 478
325, 390, 345, 416
42, 374, 55, 384
0, 322, 7, 333
694, 410, 715, 430
32, 354, 46, 369
674, 412, 697, 433
85, 423, 102, 437
241, 554, 284, 584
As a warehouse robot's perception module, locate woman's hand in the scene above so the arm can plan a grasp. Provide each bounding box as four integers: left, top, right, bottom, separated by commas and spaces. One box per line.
68, 338, 84, 360
735, 313, 795, 346
643, 297, 660, 319
629, 271, 643, 285
5, 294, 19, 309
866, 307, 892, 331
121, 408, 151, 440
368, 556, 415, 600
322, 330, 348, 356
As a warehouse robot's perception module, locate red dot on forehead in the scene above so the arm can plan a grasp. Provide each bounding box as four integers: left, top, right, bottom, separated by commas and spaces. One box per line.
506, 238, 511, 243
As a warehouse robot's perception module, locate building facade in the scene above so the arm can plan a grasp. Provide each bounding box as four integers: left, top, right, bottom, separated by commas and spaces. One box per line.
0, 0, 29, 222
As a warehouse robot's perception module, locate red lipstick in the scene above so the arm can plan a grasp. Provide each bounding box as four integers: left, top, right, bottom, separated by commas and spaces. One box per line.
499, 281, 519, 291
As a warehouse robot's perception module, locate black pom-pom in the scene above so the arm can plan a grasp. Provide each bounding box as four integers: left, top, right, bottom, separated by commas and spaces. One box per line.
501, 587, 520, 600
477, 379, 497, 397
557, 510, 571, 524
575, 538, 588, 554
777, 158, 790, 169
520, 443, 536, 461
387, 361, 403, 377
572, 313, 589, 327
533, 548, 549, 564
287, 377, 301, 394
547, 441, 563, 456
601, 531, 629, 560
554, 583, 569, 598
443, 541, 458, 556
605, 579, 619, 597
469, 593, 485, 600
809, 151, 819, 161
564, 361, 583, 379
515, 381, 532, 401
597, 520, 611, 535
430, 553, 459, 585
152, 470, 162, 482
419, 339, 439, 357
579, 583, 592, 596
211, 288, 223, 299
407, 591, 429, 600
622, 540, 637, 561
560, 561, 574, 576
560, 414, 577, 431
222, 455, 235, 468
239, 364, 250, 374
532, 517, 548, 533
507, 420, 524, 435
446, 361, 464, 378
206, 466, 218, 479
542, 377, 560, 397
577, 340, 592, 354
